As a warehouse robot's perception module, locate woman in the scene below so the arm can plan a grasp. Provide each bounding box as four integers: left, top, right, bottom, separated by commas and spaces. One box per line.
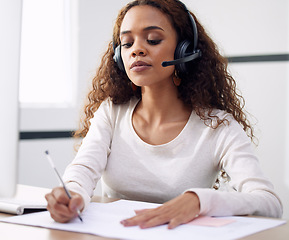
45, 0, 282, 229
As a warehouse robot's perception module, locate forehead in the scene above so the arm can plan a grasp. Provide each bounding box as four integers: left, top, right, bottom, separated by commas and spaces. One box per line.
120, 5, 175, 33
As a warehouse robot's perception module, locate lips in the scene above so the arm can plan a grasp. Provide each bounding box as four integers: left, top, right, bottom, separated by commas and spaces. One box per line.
130, 61, 151, 72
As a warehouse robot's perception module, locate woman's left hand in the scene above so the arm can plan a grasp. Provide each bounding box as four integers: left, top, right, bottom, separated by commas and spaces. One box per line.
120, 192, 200, 229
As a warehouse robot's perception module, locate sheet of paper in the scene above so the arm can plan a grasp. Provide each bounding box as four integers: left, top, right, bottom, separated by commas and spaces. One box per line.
0, 199, 286, 240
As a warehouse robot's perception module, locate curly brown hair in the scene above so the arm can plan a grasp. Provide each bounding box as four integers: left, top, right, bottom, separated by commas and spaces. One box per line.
74, 0, 255, 143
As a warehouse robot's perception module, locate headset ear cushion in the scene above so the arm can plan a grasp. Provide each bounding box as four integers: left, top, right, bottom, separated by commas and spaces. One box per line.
174, 40, 193, 75
113, 45, 125, 72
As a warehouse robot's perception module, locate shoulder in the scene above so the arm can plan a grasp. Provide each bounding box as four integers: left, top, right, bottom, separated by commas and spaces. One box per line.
191, 109, 249, 142
99, 97, 139, 114
91, 97, 139, 123
210, 109, 251, 145
202, 109, 239, 129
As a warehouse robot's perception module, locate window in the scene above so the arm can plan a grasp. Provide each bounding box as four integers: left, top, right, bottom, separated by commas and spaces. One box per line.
19, 0, 74, 105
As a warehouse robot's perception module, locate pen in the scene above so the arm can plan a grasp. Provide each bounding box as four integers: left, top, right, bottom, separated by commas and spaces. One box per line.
45, 150, 83, 222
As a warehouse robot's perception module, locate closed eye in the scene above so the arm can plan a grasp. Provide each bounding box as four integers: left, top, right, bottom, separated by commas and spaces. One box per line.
147, 39, 162, 45
121, 42, 133, 48
121, 39, 162, 48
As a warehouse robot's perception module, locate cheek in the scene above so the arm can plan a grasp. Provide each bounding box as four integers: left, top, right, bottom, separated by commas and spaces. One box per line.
156, 43, 177, 70
156, 46, 175, 62
154, 49, 175, 74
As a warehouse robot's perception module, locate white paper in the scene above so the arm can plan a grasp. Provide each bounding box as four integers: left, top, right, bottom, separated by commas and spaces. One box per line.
0, 199, 286, 240
0, 198, 47, 214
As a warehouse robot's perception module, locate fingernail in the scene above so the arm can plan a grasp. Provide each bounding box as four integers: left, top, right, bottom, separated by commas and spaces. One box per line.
120, 220, 128, 225
140, 224, 147, 229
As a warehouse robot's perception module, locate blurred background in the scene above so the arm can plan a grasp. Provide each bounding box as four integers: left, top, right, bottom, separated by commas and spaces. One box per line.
18, 0, 289, 218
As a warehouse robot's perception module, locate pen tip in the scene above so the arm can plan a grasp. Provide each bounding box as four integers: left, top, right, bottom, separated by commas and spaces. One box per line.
45, 150, 49, 155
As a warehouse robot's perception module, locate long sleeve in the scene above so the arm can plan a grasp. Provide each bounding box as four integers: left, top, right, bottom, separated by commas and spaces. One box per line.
63, 100, 114, 209
187, 115, 283, 218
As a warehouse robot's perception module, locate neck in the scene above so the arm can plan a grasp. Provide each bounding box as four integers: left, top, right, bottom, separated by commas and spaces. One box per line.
136, 84, 190, 124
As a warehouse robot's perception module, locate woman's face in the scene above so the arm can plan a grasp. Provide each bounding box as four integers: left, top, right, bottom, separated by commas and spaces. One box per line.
119, 5, 178, 88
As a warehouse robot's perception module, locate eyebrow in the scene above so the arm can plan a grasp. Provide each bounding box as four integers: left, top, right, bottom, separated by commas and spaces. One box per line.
120, 26, 164, 36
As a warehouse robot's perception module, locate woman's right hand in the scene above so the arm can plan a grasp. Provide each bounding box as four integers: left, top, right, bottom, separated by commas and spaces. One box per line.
45, 186, 84, 223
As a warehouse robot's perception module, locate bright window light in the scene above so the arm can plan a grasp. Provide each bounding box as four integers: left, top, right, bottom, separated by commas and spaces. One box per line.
19, 0, 72, 105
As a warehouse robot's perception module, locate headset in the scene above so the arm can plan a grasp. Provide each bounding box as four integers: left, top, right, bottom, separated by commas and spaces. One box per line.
113, 1, 202, 76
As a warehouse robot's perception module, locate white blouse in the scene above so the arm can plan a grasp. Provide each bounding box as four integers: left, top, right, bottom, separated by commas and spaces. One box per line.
63, 98, 282, 218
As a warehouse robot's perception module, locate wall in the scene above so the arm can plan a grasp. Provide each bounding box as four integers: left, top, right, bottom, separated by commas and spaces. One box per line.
185, 0, 289, 218
182, 0, 289, 219
19, 0, 289, 218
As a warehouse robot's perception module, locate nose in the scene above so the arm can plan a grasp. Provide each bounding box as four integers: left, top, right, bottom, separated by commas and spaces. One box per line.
132, 49, 145, 57
131, 40, 146, 57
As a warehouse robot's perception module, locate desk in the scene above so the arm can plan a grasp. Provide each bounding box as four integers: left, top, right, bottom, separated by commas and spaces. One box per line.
0, 185, 288, 240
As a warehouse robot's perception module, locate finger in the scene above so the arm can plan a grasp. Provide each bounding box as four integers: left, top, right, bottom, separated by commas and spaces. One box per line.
52, 187, 70, 205
168, 217, 183, 229
45, 190, 75, 222
168, 212, 200, 229
121, 209, 155, 226
121, 215, 147, 227
69, 194, 84, 213
47, 204, 75, 222
46, 193, 74, 216
134, 209, 149, 215
138, 214, 170, 229
122, 207, 167, 227
49, 211, 73, 223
